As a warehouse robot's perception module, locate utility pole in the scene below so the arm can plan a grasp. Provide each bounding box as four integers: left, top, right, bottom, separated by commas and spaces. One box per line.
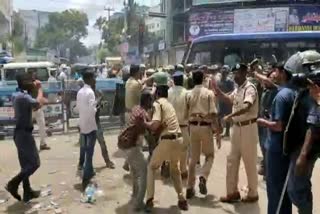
104, 6, 114, 21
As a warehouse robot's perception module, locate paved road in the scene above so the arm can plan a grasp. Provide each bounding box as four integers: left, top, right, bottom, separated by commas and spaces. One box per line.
0, 131, 319, 214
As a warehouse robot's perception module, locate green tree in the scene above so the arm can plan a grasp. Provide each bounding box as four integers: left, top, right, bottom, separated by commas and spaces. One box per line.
95, 4, 160, 59
35, 9, 89, 62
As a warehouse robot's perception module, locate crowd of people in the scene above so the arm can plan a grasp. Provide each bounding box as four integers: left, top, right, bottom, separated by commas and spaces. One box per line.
4, 50, 320, 214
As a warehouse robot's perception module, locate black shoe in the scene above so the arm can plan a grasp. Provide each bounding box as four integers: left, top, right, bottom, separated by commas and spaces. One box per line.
178, 199, 189, 211
144, 198, 154, 213
106, 161, 115, 169
199, 176, 208, 195
186, 188, 195, 199
133, 202, 146, 212
123, 162, 130, 172
82, 180, 90, 192
5, 183, 21, 201
23, 190, 40, 203
40, 144, 51, 151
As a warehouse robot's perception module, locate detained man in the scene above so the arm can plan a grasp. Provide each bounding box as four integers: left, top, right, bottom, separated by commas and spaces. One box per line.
118, 90, 153, 211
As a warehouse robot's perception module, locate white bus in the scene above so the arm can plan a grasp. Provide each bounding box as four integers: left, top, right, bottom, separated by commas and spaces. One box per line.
2, 61, 56, 82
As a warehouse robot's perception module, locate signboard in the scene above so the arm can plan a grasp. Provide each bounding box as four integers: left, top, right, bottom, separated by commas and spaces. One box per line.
158, 40, 166, 51
234, 8, 289, 33
188, 10, 234, 39
193, 0, 254, 5
288, 6, 320, 32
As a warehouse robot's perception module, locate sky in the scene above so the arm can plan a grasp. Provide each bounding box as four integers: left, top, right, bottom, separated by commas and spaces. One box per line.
13, 0, 158, 46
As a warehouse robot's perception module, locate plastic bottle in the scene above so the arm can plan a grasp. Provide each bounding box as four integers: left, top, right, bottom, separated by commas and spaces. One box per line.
85, 183, 97, 203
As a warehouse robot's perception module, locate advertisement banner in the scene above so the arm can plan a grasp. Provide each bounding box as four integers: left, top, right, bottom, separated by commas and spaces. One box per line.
193, 0, 254, 5
288, 6, 320, 31
188, 10, 234, 39
234, 8, 289, 33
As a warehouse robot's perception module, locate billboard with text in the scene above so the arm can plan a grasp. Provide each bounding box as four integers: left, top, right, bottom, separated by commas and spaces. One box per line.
288, 6, 320, 31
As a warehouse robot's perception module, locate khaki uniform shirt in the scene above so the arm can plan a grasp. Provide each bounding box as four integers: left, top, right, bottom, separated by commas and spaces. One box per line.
125, 77, 142, 110
152, 98, 181, 136
187, 85, 218, 123
231, 80, 259, 123
168, 86, 189, 126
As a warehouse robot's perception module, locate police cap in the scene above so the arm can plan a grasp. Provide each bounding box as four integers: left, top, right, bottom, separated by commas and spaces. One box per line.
222, 65, 230, 72
208, 64, 220, 71
176, 64, 184, 70
199, 65, 208, 70
231, 63, 248, 72
172, 71, 184, 77
151, 71, 169, 86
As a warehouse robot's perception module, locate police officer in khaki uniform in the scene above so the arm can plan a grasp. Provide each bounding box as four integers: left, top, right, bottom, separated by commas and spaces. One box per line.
213, 63, 259, 203
144, 72, 189, 212
125, 64, 143, 121
168, 70, 190, 179
186, 69, 221, 199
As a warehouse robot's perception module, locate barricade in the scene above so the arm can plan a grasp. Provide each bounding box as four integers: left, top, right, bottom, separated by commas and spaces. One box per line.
64, 78, 125, 131
0, 78, 125, 137
0, 80, 65, 137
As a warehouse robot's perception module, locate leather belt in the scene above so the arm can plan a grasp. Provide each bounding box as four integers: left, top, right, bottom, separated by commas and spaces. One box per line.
15, 127, 34, 132
161, 133, 182, 140
234, 118, 257, 127
189, 121, 212, 126
180, 124, 188, 128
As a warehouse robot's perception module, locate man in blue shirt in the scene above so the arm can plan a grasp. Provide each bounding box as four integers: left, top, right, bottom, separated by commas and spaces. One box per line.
257, 65, 295, 214
287, 82, 320, 214
6, 73, 47, 203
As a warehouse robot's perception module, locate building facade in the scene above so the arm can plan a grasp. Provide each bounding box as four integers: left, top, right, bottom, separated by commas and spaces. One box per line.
144, 2, 168, 66
18, 10, 51, 48
0, 0, 13, 50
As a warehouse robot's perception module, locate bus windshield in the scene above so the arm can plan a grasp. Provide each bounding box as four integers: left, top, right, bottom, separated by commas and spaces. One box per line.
185, 32, 320, 67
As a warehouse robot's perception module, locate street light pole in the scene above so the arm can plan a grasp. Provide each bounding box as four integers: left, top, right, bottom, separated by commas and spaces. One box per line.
104, 6, 114, 21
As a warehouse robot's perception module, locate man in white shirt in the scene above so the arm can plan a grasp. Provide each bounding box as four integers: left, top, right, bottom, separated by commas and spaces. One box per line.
76, 71, 97, 191
58, 65, 68, 81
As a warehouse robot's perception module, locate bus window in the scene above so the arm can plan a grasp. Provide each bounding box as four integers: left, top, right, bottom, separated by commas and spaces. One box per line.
195, 52, 211, 65
27, 68, 49, 82
5, 68, 25, 81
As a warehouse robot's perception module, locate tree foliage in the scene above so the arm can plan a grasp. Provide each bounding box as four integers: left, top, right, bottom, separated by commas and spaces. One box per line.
35, 9, 89, 62
94, 4, 157, 59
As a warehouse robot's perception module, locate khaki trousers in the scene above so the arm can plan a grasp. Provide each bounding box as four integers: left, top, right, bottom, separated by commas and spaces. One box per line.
227, 123, 258, 197
146, 137, 185, 201
188, 125, 214, 188
180, 127, 191, 173
32, 108, 47, 146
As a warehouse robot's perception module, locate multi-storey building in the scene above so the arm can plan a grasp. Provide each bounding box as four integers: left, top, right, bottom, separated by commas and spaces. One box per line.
18, 10, 51, 48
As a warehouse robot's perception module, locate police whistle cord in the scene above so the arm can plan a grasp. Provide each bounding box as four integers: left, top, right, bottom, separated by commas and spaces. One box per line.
275, 163, 293, 214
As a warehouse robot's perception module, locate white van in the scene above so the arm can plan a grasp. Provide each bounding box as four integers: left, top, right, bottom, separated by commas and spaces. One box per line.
2, 61, 56, 82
